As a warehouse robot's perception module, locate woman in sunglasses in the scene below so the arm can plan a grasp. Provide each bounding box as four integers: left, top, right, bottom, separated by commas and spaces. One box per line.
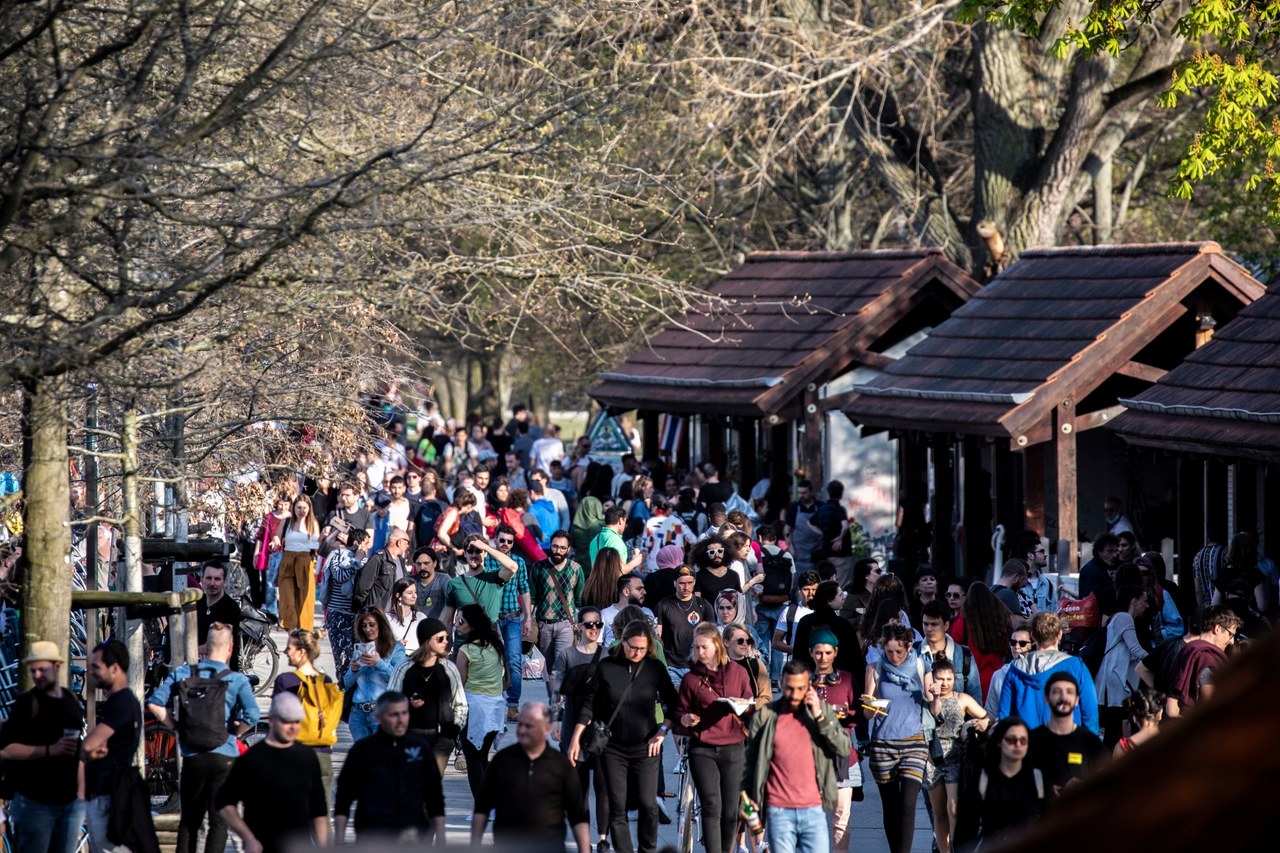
552, 606, 610, 853
966, 717, 1044, 847
674, 623, 754, 853
722, 623, 771, 711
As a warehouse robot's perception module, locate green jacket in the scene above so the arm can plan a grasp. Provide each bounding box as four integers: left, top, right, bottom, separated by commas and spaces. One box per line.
743, 697, 852, 812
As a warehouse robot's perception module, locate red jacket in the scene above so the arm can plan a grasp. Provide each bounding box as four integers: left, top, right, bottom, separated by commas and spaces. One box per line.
676, 660, 755, 746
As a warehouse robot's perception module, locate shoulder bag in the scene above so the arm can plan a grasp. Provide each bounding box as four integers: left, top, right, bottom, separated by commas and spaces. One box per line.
579, 658, 645, 760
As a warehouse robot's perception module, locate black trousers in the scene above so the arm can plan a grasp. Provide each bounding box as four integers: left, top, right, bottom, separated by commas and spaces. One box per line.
577, 756, 611, 840
876, 776, 922, 853
688, 742, 745, 853
177, 752, 234, 853
600, 741, 661, 853
461, 730, 498, 801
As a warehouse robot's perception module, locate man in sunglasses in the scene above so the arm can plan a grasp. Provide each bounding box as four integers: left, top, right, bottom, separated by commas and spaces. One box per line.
998, 613, 1099, 734
441, 533, 519, 631
1027, 672, 1106, 798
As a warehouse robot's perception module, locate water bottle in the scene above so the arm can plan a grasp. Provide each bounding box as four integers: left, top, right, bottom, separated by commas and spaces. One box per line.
740, 791, 764, 838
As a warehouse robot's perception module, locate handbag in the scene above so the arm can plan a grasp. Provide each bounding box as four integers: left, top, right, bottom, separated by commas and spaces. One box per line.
579, 659, 645, 760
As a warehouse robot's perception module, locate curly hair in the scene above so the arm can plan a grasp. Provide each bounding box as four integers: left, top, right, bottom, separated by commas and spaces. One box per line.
963, 582, 1013, 656
1123, 686, 1166, 727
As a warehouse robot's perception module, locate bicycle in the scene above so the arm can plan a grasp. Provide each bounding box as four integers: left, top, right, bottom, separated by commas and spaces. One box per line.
673, 736, 701, 853
238, 604, 279, 696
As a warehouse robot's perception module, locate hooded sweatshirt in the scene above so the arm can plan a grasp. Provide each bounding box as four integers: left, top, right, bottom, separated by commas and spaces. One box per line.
997, 648, 1099, 734
675, 660, 755, 746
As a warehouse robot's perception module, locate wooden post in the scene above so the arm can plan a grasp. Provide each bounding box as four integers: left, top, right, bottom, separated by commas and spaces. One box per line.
801, 387, 824, 487
1023, 443, 1046, 535
642, 412, 659, 462
1055, 399, 1078, 573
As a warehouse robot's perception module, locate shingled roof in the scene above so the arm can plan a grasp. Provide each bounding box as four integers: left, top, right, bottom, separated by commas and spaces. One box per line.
1111, 280, 1280, 460
844, 242, 1266, 443
590, 249, 979, 417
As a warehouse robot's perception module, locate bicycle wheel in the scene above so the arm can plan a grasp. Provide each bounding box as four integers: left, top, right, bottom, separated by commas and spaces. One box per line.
240, 720, 272, 748
678, 759, 698, 853
240, 633, 279, 695
143, 720, 180, 814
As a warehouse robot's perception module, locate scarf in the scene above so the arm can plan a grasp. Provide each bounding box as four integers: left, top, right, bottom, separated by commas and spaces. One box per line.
571, 496, 605, 554
880, 649, 925, 704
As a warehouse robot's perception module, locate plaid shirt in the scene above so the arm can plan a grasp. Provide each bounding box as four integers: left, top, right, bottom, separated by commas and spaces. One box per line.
529, 558, 585, 622
493, 552, 529, 616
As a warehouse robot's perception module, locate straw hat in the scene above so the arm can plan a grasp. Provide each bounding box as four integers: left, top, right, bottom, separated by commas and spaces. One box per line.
23, 640, 64, 665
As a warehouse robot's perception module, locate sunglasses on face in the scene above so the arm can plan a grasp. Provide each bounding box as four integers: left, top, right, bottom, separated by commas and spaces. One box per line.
706, 548, 724, 555
1003, 735, 1029, 746
496, 539, 514, 547
731, 637, 751, 646
1011, 640, 1032, 648
580, 621, 604, 629
945, 592, 963, 599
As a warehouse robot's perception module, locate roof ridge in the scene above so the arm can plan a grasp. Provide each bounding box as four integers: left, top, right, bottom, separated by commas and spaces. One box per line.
744, 248, 942, 262
1018, 242, 1221, 258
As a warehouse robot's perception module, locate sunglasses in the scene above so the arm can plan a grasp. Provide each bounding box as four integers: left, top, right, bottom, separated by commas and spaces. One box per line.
496, 539, 514, 546
706, 548, 724, 555
945, 592, 964, 598
1003, 735, 1029, 746
580, 621, 604, 629
731, 637, 751, 646
1010, 640, 1032, 648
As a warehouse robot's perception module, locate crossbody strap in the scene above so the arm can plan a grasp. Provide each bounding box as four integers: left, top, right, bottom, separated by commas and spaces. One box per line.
603, 658, 645, 729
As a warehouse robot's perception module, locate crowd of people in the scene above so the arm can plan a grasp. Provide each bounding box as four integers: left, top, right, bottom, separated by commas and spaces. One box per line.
0, 403, 1269, 853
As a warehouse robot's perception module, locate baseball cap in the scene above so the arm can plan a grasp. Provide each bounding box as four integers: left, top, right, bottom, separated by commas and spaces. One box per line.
270, 691, 306, 722
676, 565, 696, 579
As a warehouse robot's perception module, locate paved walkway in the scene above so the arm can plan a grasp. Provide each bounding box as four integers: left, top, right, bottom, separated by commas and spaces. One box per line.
248, 606, 931, 852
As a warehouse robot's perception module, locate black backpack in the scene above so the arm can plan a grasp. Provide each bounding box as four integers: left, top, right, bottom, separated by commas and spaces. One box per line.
759, 551, 792, 604
174, 663, 230, 751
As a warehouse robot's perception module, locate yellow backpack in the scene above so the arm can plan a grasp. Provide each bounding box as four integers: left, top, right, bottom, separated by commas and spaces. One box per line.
296, 673, 343, 747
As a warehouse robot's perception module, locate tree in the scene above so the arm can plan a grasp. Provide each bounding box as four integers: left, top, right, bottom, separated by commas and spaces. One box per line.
579, 1, 1235, 271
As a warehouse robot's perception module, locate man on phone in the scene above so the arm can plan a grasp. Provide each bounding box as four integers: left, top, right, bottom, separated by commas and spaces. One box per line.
0, 641, 85, 853
743, 659, 851, 853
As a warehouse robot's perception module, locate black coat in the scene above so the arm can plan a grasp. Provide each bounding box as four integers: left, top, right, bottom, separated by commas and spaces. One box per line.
354, 549, 401, 612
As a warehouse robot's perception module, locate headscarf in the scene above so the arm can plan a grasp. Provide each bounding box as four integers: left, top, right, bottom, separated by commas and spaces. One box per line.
714, 589, 749, 628
570, 496, 605, 558
656, 544, 685, 569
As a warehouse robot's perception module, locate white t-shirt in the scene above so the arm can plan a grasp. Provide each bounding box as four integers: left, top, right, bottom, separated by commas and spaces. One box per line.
387, 498, 413, 531
530, 437, 565, 474
600, 603, 656, 647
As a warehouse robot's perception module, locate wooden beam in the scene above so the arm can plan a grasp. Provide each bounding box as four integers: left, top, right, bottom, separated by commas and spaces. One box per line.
819, 389, 860, 412
1116, 360, 1168, 383
801, 387, 825, 484
852, 350, 895, 370
1023, 443, 1046, 536
1055, 399, 1078, 573
1074, 404, 1127, 433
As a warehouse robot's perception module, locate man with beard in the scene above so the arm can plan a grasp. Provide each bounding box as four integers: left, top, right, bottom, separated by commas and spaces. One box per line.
1011, 532, 1054, 616
1028, 672, 1107, 797
0, 641, 86, 853
655, 567, 715, 685
691, 534, 742, 599
441, 533, 518, 627
82, 639, 145, 853
601, 573, 655, 646
531, 531, 586, 706
411, 547, 450, 620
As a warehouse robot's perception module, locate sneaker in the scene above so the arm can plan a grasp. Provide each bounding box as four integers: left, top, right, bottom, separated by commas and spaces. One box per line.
454, 752, 467, 774
596, 841, 611, 853
506, 706, 519, 722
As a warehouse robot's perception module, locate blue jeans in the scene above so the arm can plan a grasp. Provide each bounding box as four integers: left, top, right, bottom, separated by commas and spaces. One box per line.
499, 616, 523, 707
11, 794, 86, 853
84, 795, 113, 853
265, 550, 282, 614
766, 805, 829, 853
348, 707, 377, 741
666, 666, 690, 688
753, 604, 782, 677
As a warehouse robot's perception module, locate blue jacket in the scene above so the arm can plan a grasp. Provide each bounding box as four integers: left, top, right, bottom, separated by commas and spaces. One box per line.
997, 649, 1099, 734
146, 659, 259, 757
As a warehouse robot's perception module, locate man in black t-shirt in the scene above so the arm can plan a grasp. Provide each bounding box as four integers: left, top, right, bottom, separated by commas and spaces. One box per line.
197, 561, 242, 667
0, 640, 85, 853
82, 639, 143, 853
324, 483, 374, 543
217, 692, 328, 853
1028, 671, 1107, 797
655, 566, 715, 686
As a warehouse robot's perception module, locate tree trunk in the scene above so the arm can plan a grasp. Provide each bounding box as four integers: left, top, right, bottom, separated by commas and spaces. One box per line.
20, 377, 72, 688
473, 351, 502, 421
121, 406, 145, 765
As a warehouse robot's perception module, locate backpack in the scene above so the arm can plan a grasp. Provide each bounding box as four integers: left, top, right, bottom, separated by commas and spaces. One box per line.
295, 673, 343, 748
759, 551, 793, 604
174, 663, 231, 752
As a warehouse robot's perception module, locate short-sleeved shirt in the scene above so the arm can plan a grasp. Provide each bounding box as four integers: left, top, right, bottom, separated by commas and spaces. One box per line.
445, 569, 508, 622
414, 571, 451, 620
0, 688, 84, 803
85, 689, 141, 798
1029, 725, 1107, 793
655, 596, 716, 667
460, 642, 504, 696
215, 741, 326, 853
